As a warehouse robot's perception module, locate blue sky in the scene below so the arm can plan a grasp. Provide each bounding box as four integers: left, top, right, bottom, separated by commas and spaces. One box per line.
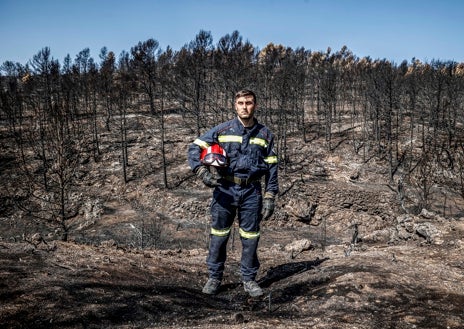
1, 0, 463, 66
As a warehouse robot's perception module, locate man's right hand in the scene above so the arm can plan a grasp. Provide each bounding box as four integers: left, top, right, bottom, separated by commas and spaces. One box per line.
195, 166, 221, 188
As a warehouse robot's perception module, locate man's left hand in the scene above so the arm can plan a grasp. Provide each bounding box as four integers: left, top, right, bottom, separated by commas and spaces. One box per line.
262, 192, 275, 220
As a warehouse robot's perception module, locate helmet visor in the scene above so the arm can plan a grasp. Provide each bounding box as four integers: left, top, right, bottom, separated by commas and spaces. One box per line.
202, 153, 227, 167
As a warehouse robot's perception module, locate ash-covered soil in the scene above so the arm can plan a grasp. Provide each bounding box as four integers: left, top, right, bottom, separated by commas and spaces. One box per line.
1, 203, 463, 328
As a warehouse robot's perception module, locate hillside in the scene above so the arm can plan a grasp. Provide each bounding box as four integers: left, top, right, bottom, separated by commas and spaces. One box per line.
1, 112, 464, 328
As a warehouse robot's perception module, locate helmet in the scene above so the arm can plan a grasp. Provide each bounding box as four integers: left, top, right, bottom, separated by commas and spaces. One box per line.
200, 144, 228, 167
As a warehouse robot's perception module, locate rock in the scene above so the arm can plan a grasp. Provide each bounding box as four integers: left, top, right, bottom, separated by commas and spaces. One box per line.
419, 208, 436, 219
31, 233, 44, 245
284, 239, 311, 255
233, 313, 245, 324
361, 228, 390, 243
100, 239, 116, 248
188, 248, 203, 256
414, 222, 442, 244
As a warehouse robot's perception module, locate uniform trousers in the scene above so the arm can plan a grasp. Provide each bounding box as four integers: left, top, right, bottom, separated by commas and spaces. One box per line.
207, 180, 263, 281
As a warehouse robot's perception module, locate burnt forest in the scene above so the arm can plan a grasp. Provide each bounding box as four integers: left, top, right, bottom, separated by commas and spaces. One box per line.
1, 31, 464, 328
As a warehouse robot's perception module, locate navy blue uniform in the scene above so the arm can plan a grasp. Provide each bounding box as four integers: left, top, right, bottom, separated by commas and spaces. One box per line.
188, 117, 278, 281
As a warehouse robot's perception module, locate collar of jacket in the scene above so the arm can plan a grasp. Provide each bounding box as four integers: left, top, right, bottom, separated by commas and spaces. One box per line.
234, 117, 258, 132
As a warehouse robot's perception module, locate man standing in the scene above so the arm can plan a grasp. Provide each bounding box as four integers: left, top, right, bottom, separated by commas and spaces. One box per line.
188, 89, 278, 297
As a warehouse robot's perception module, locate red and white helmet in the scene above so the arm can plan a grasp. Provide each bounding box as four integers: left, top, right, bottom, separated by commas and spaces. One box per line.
200, 143, 228, 167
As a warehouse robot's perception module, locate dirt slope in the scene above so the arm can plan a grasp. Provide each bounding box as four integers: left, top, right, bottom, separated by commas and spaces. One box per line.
1, 114, 464, 328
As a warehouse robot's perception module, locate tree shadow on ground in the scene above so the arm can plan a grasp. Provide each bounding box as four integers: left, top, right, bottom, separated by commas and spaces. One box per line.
258, 257, 329, 288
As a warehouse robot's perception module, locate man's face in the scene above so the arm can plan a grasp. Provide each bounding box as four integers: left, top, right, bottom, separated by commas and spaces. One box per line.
235, 95, 256, 120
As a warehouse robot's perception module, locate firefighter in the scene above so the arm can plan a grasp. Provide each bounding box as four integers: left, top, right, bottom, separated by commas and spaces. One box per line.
187, 89, 278, 297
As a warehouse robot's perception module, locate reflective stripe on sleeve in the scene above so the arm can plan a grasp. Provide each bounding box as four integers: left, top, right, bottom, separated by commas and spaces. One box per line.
211, 227, 231, 237
264, 155, 278, 164
250, 137, 268, 148
239, 228, 260, 239
193, 139, 210, 149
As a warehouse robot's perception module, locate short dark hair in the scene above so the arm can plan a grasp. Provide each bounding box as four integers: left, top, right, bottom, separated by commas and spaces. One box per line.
235, 89, 256, 103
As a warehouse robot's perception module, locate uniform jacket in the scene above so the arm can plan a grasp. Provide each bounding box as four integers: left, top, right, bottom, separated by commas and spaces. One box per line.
188, 117, 278, 195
